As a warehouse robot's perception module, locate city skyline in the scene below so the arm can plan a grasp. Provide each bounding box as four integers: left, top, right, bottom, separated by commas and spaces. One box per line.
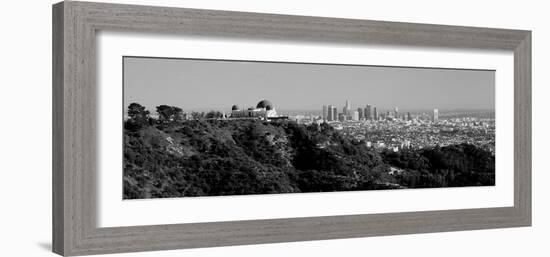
321, 100, 441, 123
124, 57, 495, 113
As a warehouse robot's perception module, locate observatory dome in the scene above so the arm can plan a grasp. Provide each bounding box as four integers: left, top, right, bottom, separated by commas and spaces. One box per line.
256, 100, 273, 110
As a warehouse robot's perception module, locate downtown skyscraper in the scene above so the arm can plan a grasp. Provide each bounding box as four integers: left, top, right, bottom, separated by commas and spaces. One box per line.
343, 100, 351, 116
327, 105, 334, 121
365, 105, 371, 120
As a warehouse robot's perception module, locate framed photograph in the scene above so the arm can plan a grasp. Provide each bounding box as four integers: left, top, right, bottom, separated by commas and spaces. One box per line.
52, 1, 531, 256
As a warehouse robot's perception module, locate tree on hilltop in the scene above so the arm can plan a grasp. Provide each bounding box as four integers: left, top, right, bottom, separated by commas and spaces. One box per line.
126, 103, 150, 130
156, 105, 184, 123
205, 111, 223, 119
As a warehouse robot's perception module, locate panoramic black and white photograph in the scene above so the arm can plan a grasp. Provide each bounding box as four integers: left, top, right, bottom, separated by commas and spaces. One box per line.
123, 56, 496, 200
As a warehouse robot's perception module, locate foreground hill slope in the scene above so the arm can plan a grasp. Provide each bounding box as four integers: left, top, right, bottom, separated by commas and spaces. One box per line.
123, 119, 495, 199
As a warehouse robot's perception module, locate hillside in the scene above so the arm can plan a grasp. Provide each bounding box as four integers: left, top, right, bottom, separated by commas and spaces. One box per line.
123, 119, 495, 199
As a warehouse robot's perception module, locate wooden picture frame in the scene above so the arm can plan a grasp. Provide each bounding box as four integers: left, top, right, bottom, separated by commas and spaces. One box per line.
52, 1, 531, 256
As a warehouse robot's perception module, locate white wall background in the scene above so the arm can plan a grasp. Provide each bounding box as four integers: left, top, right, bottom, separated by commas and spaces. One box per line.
0, 0, 547, 256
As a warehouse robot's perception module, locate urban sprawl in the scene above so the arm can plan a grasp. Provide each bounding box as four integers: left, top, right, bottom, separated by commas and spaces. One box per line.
291, 100, 495, 154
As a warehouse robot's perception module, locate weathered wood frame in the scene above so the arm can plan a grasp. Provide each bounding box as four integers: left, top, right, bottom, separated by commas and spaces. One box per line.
52, 1, 531, 256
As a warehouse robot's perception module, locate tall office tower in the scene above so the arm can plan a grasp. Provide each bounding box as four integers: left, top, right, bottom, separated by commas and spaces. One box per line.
366, 105, 371, 120
407, 112, 412, 121
394, 107, 399, 116
358, 108, 364, 120
373, 107, 378, 120
338, 113, 346, 122
433, 108, 439, 123
322, 105, 328, 121
327, 105, 334, 121
342, 100, 350, 116
352, 110, 360, 121
332, 106, 338, 121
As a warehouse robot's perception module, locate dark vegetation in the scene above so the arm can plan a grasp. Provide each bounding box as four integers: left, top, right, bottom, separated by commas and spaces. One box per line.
123, 103, 495, 199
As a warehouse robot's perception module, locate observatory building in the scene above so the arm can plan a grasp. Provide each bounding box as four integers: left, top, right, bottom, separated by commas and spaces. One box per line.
230, 100, 280, 119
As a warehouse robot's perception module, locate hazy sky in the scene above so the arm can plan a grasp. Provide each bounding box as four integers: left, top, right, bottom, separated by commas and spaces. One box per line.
123, 57, 495, 113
